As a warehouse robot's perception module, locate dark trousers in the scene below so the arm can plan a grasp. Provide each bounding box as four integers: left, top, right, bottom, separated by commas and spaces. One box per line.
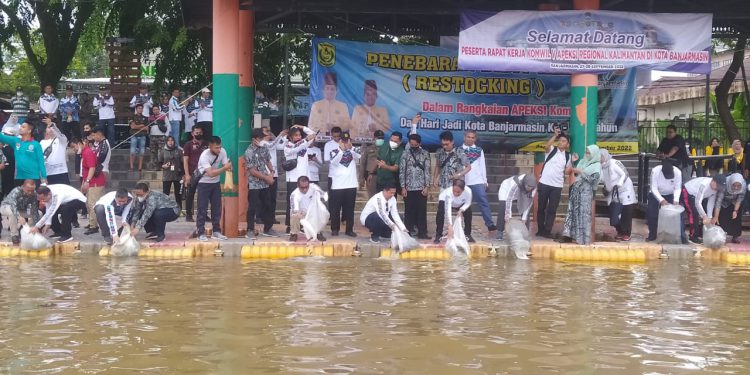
185, 182, 197, 217
196, 121, 213, 138
94, 204, 126, 238
681, 190, 705, 240
496, 200, 508, 234
15, 179, 40, 188
144, 207, 179, 236
248, 187, 274, 233
285, 181, 296, 227
647, 192, 686, 243
365, 212, 392, 238
47, 173, 70, 185
196, 182, 221, 235
404, 190, 428, 236
536, 183, 562, 235
163, 180, 183, 208
614, 204, 634, 236
329, 188, 356, 233
50, 200, 86, 237
435, 201, 472, 238
61, 121, 81, 142
267, 177, 278, 221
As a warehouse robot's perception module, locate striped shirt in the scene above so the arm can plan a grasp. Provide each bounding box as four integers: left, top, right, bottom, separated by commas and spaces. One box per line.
11, 95, 29, 116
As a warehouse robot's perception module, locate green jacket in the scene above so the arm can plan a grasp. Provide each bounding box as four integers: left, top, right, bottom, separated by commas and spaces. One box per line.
376, 142, 404, 186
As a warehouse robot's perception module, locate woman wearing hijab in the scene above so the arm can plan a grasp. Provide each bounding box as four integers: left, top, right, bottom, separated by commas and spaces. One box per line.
727, 139, 743, 174
495, 173, 537, 240
600, 149, 637, 241
718, 173, 746, 243
561, 145, 601, 244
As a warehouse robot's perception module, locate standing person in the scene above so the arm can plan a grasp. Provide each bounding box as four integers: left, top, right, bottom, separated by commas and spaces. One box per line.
93, 85, 116, 145
682, 175, 725, 243
376, 131, 404, 193
718, 173, 745, 243
0, 140, 15, 198
560, 145, 601, 245
306, 144, 323, 184
148, 105, 169, 170
130, 83, 153, 117
194, 88, 213, 138
646, 159, 683, 242
350, 79, 390, 137
360, 130, 384, 197
703, 138, 724, 176
323, 126, 342, 189
496, 174, 537, 241
657, 125, 691, 183
91, 124, 111, 178
288, 176, 327, 242
433, 131, 471, 190
727, 139, 744, 174
11, 86, 30, 124
600, 149, 637, 241
0, 121, 46, 186
0, 179, 39, 245
245, 128, 277, 238
129, 182, 180, 243
59, 85, 81, 141
81, 132, 107, 236
536, 129, 571, 238
32, 184, 87, 243
182, 125, 207, 222
128, 103, 148, 172
283, 125, 316, 232
93, 188, 133, 245
360, 183, 407, 243
196, 136, 232, 241
462, 130, 497, 233
159, 136, 184, 209
168, 87, 184, 143
38, 84, 59, 119
328, 131, 360, 237
263, 126, 287, 225
399, 133, 431, 239
434, 179, 474, 244
40, 118, 69, 185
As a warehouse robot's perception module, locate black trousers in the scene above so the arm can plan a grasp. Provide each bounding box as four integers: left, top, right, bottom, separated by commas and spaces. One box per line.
719, 204, 743, 237
613, 204, 634, 236
285, 181, 296, 227
185, 182, 197, 217
435, 201, 472, 238
496, 200, 508, 234
61, 121, 81, 142
248, 187, 274, 233
646, 192, 685, 242
365, 212, 392, 238
50, 200, 86, 237
329, 188, 356, 233
404, 190, 428, 236
144, 207, 179, 236
47, 173, 70, 185
163, 180, 183, 208
536, 183, 562, 235
196, 182, 221, 235
268, 177, 278, 221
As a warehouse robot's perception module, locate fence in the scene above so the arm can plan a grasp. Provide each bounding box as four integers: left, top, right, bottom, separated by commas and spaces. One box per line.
638, 119, 750, 154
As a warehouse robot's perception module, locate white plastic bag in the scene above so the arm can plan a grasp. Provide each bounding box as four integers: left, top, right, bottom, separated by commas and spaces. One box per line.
110, 226, 140, 257
703, 224, 727, 249
445, 217, 470, 257
507, 219, 530, 260
391, 228, 420, 253
19, 224, 52, 250
657, 204, 685, 244
300, 191, 330, 241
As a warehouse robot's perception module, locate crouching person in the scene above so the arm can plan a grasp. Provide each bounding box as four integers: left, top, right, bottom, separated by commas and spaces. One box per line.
33, 184, 87, 243
129, 182, 180, 243
360, 183, 407, 243
94, 188, 133, 245
718, 173, 746, 243
682, 175, 725, 243
434, 180, 474, 243
289, 176, 327, 242
0, 179, 40, 245
496, 174, 537, 241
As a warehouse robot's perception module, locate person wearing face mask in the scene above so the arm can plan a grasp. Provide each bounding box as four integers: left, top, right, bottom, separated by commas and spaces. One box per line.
399, 133, 431, 239
195, 136, 232, 242
245, 128, 277, 238
0, 121, 47, 187
360, 130, 384, 198
283, 125, 317, 232
40, 117, 69, 185
159, 136, 184, 209
181, 125, 208, 222
496, 173, 537, 241
93, 188, 133, 246
129, 182, 180, 243
376, 131, 404, 193
433, 131, 471, 190
0, 179, 39, 245
328, 131, 360, 237
323, 126, 343, 189
11, 86, 30, 124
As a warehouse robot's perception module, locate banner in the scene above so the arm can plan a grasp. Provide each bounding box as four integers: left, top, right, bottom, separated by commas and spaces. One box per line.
459, 10, 712, 74
310, 38, 637, 153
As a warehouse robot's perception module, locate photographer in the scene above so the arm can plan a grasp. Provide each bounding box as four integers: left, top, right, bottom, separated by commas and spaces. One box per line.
536, 128, 571, 238
93, 85, 116, 145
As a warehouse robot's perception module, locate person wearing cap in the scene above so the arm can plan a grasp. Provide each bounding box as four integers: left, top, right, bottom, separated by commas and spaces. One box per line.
600, 149, 637, 241
495, 173, 537, 241
11, 86, 30, 124
194, 88, 213, 138
130, 84, 154, 117
350, 79, 390, 138
360, 129, 384, 197
682, 175, 725, 243
0, 121, 46, 187
328, 129, 360, 237
168, 87, 185, 143
59, 85, 81, 141
38, 83, 59, 119
646, 159, 683, 242
93, 85, 116, 145
308, 72, 350, 135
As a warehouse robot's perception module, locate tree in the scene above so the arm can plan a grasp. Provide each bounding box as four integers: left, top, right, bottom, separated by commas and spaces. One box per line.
0, 0, 97, 92
715, 34, 748, 141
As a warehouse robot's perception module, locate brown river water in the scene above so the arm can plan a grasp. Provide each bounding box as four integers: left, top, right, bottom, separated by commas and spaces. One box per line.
1, 256, 750, 374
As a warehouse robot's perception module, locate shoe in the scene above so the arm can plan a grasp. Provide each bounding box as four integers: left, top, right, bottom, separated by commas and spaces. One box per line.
289, 233, 298, 242
558, 236, 572, 243
154, 235, 165, 243
198, 234, 209, 242
345, 231, 357, 238
732, 236, 741, 244
496, 233, 504, 241
72, 221, 80, 228
620, 235, 631, 242
11, 235, 20, 245
370, 235, 380, 243
433, 237, 441, 244
467, 235, 476, 243
104, 237, 113, 246
57, 236, 73, 243
212, 231, 228, 241
262, 229, 279, 237
331, 231, 339, 236
285, 226, 291, 234
246, 231, 258, 240
614, 234, 624, 241
84, 227, 99, 235
186, 216, 194, 222
316, 233, 326, 241
488, 225, 498, 232
645, 237, 656, 242
274, 220, 281, 224
145, 233, 158, 240
49, 233, 61, 238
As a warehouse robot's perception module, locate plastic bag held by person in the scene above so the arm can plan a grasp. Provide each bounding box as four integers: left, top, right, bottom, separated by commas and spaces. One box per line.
391, 229, 420, 253
703, 224, 727, 249
300, 191, 330, 241
20, 225, 52, 250
446, 218, 470, 256
111, 226, 140, 257
657, 204, 685, 244
222, 170, 234, 192
507, 219, 530, 260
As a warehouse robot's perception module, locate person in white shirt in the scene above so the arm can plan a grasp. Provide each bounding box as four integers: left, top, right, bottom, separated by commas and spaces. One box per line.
38, 84, 59, 118
288, 176, 327, 242
59, 85, 81, 141
129, 84, 153, 117
682, 175, 725, 243
196, 136, 232, 242
496, 173, 537, 241
194, 88, 213, 137
600, 149, 637, 241
328, 131, 360, 237
434, 179, 474, 244
40, 118, 69, 185
536, 128, 571, 238
283, 125, 316, 231
323, 126, 343, 189
646, 159, 683, 242
32, 184, 87, 243
93, 85, 116, 145
168, 88, 185, 143
93, 188, 133, 245
462, 130, 497, 233
306, 145, 323, 184
360, 184, 407, 243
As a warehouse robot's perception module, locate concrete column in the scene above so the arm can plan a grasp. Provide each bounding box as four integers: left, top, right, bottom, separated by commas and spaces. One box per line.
237, 8, 254, 227
570, 0, 599, 156
213, 0, 240, 237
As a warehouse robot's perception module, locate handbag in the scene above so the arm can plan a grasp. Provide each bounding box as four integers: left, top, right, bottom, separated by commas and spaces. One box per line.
609, 186, 623, 227
190, 153, 219, 191
281, 158, 297, 171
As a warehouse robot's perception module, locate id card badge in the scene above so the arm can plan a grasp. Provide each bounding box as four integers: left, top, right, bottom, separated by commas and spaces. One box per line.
170, 165, 175, 171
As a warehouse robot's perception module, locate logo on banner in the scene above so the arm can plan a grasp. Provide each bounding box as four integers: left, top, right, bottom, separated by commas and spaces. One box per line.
317, 42, 336, 67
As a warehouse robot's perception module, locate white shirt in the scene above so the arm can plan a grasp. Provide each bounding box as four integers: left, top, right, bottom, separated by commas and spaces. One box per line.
360, 191, 406, 230
36, 184, 87, 227
38, 94, 59, 116
306, 146, 323, 182
93, 95, 115, 119
283, 127, 316, 183
462, 144, 487, 186
601, 160, 636, 206
197, 148, 229, 184
650, 165, 682, 204
194, 98, 213, 122
439, 187, 472, 225
40, 125, 68, 176
168, 96, 184, 121
323, 140, 339, 162
684, 177, 720, 218
497, 175, 537, 221
329, 145, 360, 190
266, 136, 285, 178
183, 108, 195, 133
290, 183, 325, 213
95, 191, 134, 236
130, 94, 153, 117
539, 147, 571, 188
149, 113, 169, 136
